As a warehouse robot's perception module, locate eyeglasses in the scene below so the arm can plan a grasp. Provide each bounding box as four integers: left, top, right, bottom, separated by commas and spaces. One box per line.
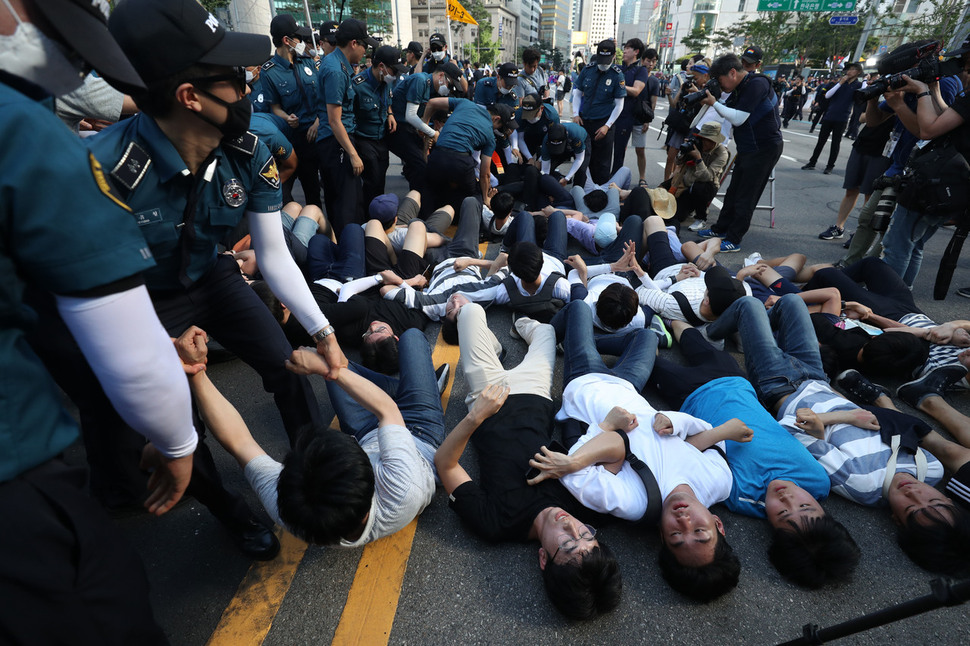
185, 66, 248, 94
551, 524, 597, 562
361, 324, 391, 340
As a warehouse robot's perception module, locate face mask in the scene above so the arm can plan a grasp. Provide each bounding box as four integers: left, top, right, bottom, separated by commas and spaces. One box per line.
383, 73, 396, 84
498, 85, 511, 94
597, 63, 610, 72
195, 88, 253, 138
437, 82, 450, 96
290, 39, 306, 56
306, 48, 317, 59
432, 50, 446, 62
525, 115, 539, 124
0, 0, 86, 97
245, 70, 256, 84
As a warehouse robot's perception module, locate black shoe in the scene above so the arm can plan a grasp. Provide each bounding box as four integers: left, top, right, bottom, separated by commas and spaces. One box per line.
897, 365, 969, 408
957, 286, 970, 299
435, 364, 450, 395
836, 369, 887, 405
843, 232, 854, 249
225, 518, 281, 561
801, 163, 816, 170
823, 166, 834, 175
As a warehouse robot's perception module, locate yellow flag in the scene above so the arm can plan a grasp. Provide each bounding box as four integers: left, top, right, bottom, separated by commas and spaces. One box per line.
447, 0, 478, 25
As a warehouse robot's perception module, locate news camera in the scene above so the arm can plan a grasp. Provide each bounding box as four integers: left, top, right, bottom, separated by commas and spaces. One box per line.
855, 40, 963, 101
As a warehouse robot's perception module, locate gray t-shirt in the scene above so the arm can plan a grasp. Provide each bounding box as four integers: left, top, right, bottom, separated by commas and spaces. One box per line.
517, 68, 547, 98
244, 423, 436, 548
55, 74, 125, 134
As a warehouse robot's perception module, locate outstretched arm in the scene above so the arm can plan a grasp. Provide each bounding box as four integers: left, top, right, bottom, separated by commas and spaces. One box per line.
435, 385, 510, 494
685, 418, 753, 451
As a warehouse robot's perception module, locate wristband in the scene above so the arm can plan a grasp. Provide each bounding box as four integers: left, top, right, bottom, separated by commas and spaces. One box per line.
312, 325, 336, 343
916, 91, 931, 99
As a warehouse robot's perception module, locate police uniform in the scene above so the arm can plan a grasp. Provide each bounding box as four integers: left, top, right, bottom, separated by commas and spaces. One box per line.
473, 75, 520, 109
387, 72, 434, 197
353, 65, 393, 207
316, 46, 363, 231
540, 121, 589, 186
576, 63, 626, 184
0, 72, 167, 643
426, 98, 496, 213
260, 53, 323, 206
250, 112, 294, 162
514, 101, 560, 162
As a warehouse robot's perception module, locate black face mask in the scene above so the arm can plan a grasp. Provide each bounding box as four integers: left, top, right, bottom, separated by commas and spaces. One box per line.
195, 88, 252, 138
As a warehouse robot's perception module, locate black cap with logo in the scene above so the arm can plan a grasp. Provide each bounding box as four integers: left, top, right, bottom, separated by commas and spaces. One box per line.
270, 14, 299, 41
545, 123, 566, 155
373, 46, 407, 75
593, 39, 616, 64
336, 19, 380, 49
497, 62, 519, 79
741, 45, 763, 64
319, 20, 339, 44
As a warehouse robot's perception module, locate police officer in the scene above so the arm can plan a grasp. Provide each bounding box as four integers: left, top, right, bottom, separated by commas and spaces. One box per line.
474, 61, 521, 109
421, 32, 469, 95
250, 111, 299, 186
261, 14, 322, 206
318, 20, 338, 57
513, 93, 561, 165
571, 39, 626, 185
353, 45, 406, 208
0, 0, 198, 639
316, 19, 379, 231
403, 40, 424, 76
540, 121, 590, 187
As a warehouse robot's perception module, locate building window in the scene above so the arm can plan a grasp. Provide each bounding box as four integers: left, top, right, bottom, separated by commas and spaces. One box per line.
738, 0, 745, 10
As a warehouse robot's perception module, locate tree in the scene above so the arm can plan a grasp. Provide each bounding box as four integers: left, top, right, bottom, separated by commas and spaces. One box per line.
199, 0, 230, 11
347, 0, 392, 44
710, 29, 733, 56
458, 0, 499, 65
681, 27, 710, 53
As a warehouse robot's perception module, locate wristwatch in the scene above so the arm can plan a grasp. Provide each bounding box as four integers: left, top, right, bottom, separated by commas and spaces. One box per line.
311, 325, 336, 344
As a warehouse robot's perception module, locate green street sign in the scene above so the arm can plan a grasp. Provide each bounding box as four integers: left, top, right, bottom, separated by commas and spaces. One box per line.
757, 0, 856, 10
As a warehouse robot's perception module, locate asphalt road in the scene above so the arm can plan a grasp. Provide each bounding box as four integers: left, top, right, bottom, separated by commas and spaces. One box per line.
69, 98, 970, 646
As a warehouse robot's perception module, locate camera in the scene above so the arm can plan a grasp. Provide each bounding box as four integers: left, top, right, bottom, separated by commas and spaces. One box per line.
678, 133, 699, 156
869, 175, 899, 232
855, 40, 963, 101
683, 79, 722, 107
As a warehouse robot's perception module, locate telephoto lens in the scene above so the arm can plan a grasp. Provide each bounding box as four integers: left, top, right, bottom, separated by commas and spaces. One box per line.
870, 186, 897, 232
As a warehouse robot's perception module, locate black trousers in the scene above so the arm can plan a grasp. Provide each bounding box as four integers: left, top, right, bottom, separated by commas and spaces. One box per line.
711, 140, 783, 245
845, 101, 864, 138
386, 124, 428, 199
425, 147, 479, 215
809, 119, 847, 169
674, 181, 717, 222
0, 459, 168, 644
581, 115, 615, 185
611, 119, 638, 177
317, 134, 364, 233
356, 136, 390, 210
619, 185, 656, 222
648, 328, 745, 409
284, 130, 322, 207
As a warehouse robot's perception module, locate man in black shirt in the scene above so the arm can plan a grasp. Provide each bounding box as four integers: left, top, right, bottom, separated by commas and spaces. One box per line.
435, 303, 621, 620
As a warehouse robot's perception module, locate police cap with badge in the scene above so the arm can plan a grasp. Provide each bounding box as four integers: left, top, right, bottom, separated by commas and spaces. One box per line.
497, 62, 519, 80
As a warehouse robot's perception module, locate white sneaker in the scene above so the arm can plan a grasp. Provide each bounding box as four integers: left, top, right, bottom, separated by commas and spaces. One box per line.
688, 220, 706, 232
743, 252, 763, 267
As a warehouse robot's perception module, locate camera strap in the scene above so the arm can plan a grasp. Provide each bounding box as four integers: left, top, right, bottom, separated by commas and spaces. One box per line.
934, 220, 970, 300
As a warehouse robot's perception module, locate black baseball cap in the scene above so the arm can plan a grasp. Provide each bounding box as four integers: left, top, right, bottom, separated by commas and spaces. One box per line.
295, 26, 315, 42
109, 0, 271, 84
430, 33, 446, 47
439, 61, 463, 88
741, 45, 763, 63
373, 46, 407, 75
270, 14, 299, 41
545, 123, 566, 155
521, 94, 541, 116
489, 103, 518, 130
319, 20, 339, 44
497, 62, 519, 79
593, 39, 616, 64
336, 19, 380, 49
34, 0, 145, 93
406, 41, 424, 56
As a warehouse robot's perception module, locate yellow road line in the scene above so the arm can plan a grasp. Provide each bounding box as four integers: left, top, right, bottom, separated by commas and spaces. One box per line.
206, 529, 308, 646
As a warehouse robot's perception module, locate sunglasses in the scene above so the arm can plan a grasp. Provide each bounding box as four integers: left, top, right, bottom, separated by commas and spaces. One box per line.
185, 66, 248, 93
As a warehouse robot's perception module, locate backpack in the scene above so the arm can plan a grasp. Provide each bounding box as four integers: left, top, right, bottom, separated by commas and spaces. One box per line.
896, 136, 970, 219
502, 272, 565, 323
634, 92, 655, 125
563, 74, 572, 93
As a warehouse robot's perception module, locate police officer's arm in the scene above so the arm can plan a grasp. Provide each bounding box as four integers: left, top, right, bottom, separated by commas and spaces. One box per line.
248, 211, 348, 379
327, 103, 363, 175
407, 102, 437, 138
277, 147, 298, 184
56, 276, 197, 516
562, 151, 586, 184
271, 102, 299, 129
516, 131, 534, 161
596, 98, 624, 140
571, 88, 584, 124
480, 154, 492, 205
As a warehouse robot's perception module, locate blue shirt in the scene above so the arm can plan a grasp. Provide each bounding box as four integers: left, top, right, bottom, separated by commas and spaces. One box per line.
473, 76, 520, 109
436, 98, 496, 157
576, 64, 626, 120
540, 121, 587, 160
317, 47, 357, 140
87, 114, 283, 289
260, 54, 320, 131
725, 73, 782, 154
823, 79, 863, 122
249, 113, 294, 161
0, 75, 156, 482
618, 62, 650, 123
682, 376, 831, 518
352, 66, 392, 140
391, 72, 434, 124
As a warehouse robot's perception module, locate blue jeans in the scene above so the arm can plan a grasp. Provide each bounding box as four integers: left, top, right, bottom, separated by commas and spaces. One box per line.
325, 329, 445, 449
705, 295, 826, 406
559, 301, 658, 392
882, 204, 946, 287
306, 224, 365, 282
503, 209, 568, 261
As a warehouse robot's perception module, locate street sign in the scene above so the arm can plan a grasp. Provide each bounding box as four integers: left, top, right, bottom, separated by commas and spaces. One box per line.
666, 22, 672, 30
757, 0, 855, 10
878, 44, 888, 53
829, 15, 859, 25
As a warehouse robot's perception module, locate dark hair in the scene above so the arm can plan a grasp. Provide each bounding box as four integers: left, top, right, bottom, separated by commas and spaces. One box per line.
897, 504, 970, 577
644, 48, 658, 61
508, 241, 543, 283
710, 54, 743, 79
658, 532, 740, 602
277, 428, 375, 545
335, 32, 355, 48
491, 191, 515, 220
132, 63, 227, 118
768, 516, 860, 588
624, 38, 644, 58
441, 315, 459, 345
860, 333, 930, 379
596, 283, 638, 330
583, 189, 608, 213
542, 542, 622, 619
577, 62, 585, 72
523, 48, 540, 65
250, 280, 284, 324
679, 58, 689, 71
360, 335, 400, 374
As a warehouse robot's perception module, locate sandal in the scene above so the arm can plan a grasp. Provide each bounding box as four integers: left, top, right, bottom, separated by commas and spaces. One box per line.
638, 179, 649, 187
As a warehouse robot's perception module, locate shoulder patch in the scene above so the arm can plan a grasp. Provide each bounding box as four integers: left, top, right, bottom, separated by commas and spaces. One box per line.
259, 156, 281, 189
223, 131, 259, 156
261, 60, 275, 70
353, 75, 365, 85
109, 141, 152, 192
90, 152, 131, 212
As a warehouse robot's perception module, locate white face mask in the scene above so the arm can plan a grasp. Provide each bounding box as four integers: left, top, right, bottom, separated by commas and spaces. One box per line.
0, 0, 86, 97
432, 50, 446, 62
498, 85, 511, 94
306, 48, 317, 59
291, 39, 306, 56
524, 115, 539, 124
383, 73, 396, 84
597, 63, 610, 72
245, 70, 256, 84
437, 82, 450, 96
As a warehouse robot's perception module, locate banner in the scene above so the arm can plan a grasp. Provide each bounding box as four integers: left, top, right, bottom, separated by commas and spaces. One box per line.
447, 0, 478, 26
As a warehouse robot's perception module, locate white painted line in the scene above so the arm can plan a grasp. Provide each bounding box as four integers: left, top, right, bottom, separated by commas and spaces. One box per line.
712, 198, 723, 209
780, 155, 799, 162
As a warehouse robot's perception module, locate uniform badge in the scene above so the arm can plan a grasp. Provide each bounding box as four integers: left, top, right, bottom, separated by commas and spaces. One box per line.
353, 75, 365, 85
89, 153, 131, 212
304, 67, 313, 76
222, 178, 247, 207
259, 157, 281, 189
606, 79, 612, 86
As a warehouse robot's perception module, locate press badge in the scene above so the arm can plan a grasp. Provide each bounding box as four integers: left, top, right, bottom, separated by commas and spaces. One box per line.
134, 209, 163, 226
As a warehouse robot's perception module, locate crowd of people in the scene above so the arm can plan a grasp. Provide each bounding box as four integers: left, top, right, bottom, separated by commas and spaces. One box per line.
4, 0, 970, 640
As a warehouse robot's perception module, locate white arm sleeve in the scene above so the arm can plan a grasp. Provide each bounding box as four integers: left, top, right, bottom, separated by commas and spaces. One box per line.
502, 146, 515, 165
510, 130, 520, 152
605, 98, 624, 128
825, 84, 841, 100
248, 210, 329, 335
407, 102, 436, 137
541, 159, 551, 174
711, 101, 750, 127
518, 134, 534, 161
564, 151, 586, 181
571, 88, 583, 113
56, 286, 197, 459
338, 274, 383, 303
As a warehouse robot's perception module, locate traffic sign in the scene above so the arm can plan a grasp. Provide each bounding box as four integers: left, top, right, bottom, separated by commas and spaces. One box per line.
829, 15, 859, 25
757, 0, 855, 10
666, 22, 672, 30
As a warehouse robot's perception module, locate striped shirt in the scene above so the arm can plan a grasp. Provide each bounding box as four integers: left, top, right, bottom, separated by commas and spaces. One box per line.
899, 313, 969, 386
777, 380, 943, 507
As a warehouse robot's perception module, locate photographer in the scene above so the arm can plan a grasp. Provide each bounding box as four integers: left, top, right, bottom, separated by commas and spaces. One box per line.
781, 76, 806, 128
663, 56, 709, 180
695, 53, 783, 253
664, 123, 730, 230
802, 63, 864, 174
